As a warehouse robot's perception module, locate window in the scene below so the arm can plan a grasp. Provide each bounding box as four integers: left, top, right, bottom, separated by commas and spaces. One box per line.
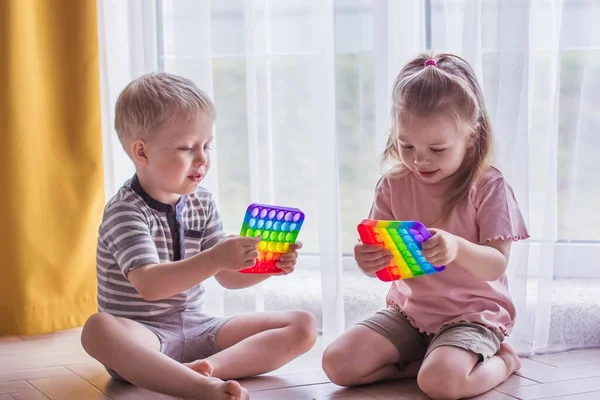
156, 0, 600, 281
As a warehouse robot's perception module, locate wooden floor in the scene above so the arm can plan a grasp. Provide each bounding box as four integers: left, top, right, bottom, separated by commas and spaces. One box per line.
1, 328, 599, 399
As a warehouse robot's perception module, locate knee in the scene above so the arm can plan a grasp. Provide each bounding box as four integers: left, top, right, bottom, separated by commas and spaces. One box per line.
321, 342, 353, 386
81, 312, 115, 355
417, 362, 463, 400
288, 310, 317, 351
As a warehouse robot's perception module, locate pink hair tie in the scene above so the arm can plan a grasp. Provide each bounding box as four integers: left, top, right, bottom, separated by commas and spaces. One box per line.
424, 59, 438, 68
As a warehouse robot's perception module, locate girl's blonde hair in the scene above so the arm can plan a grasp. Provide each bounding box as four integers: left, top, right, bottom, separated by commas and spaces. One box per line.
382, 53, 494, 222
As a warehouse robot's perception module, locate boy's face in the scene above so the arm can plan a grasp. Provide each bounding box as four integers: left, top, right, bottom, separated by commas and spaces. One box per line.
133, 112, 214, 204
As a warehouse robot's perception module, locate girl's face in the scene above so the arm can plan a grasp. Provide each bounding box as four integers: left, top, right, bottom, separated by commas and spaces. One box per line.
396, 112, 470, 184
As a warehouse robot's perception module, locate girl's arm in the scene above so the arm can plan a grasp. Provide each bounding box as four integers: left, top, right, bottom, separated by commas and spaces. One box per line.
422, 229, 511, 281
454, 237, 511, 281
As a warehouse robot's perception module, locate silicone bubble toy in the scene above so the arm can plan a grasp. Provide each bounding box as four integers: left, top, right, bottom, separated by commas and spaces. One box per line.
239, 204, 305, 274
357, 219, 445, 282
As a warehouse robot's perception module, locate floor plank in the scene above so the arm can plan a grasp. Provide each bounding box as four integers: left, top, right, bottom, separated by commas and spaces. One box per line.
28, 374, 112, 400
0, 353, 93, 373
0, 367, 72, 384
2, 329, 599, 399
0, 381, 49, 400
0, 337, 24, 344
545, 391, 600, 400
352, 379, 430, 400
531, 349, 600, 368
251, 383, 355, 399
467, 390, 520, 400
494, 374, 539, 391
66, 363, 178, 400
240, 370, 330, 392
497, 376, 600, 399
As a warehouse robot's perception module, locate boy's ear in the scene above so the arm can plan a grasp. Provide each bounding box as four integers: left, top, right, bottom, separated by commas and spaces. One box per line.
131, 139, 149, 166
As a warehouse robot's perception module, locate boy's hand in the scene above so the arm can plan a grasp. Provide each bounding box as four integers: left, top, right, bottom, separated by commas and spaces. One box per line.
209, 235, 262, 271
354, 242, 392, 277
421, 228, 459, 266
275, 242, 302, 275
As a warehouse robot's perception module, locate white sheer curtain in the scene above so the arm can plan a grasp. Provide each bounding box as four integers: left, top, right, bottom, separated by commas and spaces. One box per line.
97, 0, 600, 355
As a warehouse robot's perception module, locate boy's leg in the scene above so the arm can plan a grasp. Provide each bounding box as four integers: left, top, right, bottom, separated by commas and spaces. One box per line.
188, 309, 317, 380
322, 307, 427, 386
81, 312, 249, 400
417, 325, 522, 400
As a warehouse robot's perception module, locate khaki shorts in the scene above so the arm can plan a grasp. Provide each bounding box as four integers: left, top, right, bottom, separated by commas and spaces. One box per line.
358, 306, 503, 370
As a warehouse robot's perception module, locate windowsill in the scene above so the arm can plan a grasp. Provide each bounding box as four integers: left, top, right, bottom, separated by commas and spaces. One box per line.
221, 267, 600, 351
296, 240, 600, 278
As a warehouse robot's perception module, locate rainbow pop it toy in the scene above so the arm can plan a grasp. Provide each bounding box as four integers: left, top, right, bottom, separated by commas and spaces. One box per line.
239, 204, 305, 274
357, 219, 445, 282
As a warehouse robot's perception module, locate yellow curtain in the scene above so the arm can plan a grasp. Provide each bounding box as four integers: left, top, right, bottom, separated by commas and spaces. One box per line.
0, 0, 103, 335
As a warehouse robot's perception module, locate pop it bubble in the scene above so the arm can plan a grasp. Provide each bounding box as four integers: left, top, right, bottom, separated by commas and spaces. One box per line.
239, 204, 305, 274
357, 219, 445, 282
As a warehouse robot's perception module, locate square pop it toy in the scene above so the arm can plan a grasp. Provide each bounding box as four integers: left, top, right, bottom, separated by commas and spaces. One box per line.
357, 219, 446, 282
239, 204, 305, 274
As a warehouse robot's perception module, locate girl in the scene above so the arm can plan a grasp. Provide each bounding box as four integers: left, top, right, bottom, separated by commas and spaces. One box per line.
322, 54, 529, 400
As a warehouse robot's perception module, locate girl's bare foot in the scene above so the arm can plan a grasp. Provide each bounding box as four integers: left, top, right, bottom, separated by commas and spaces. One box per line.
185, 359, 214, 377
497, 342, 522, 377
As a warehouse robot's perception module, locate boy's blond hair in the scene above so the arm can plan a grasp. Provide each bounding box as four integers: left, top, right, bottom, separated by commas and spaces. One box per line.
114, 72, 216, 152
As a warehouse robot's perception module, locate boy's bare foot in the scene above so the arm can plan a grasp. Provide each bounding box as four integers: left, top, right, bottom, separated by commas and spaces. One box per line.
221, 380, 249, 400
185, 359, 214, 377
203, 378, 248, 400
497, 342, 522, 377
186, 360, 249, 399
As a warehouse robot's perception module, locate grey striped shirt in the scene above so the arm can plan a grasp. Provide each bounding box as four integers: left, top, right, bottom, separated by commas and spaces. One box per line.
96, 175, 226, 319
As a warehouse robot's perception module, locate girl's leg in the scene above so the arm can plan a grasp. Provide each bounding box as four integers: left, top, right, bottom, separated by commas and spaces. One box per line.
417, 342, 522, 400
322, 325, 422, 387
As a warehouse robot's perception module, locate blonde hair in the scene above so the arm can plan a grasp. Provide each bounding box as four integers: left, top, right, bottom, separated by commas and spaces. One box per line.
114, 72, 216, 152
382, 53, 494, 222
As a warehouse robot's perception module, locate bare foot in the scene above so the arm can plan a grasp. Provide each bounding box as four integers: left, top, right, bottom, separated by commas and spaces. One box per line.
497, 342, 522, 376
205, 378, 248, 400
187, 377, 249, 400
221, 380, 249, 400
185, 359, 214, 377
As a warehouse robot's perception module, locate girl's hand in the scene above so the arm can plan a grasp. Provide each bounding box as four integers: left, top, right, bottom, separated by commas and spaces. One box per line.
275, 242, 302, 275
354, 242, 393, 277
421, 228, 459, 266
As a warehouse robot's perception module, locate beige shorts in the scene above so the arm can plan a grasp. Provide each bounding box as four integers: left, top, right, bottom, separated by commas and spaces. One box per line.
358, 306, 504, 370
106, 311, 233, 382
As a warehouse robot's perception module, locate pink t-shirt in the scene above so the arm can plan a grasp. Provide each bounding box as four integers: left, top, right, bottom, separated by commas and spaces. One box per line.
369, 166, 529, 336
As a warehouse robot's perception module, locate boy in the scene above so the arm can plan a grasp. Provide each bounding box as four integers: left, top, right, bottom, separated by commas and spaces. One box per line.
82, 73, 317, 400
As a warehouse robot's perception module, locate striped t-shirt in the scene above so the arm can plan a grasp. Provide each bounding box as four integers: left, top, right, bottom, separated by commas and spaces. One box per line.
96, 175, 226, 319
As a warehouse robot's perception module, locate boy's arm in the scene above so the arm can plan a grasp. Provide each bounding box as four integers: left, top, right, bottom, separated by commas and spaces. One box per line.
213, 242, 302, 289
100, 201, 223, 301
128, 250, 221, 301
214, 270, 270, 289
128, 235, 262, 300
